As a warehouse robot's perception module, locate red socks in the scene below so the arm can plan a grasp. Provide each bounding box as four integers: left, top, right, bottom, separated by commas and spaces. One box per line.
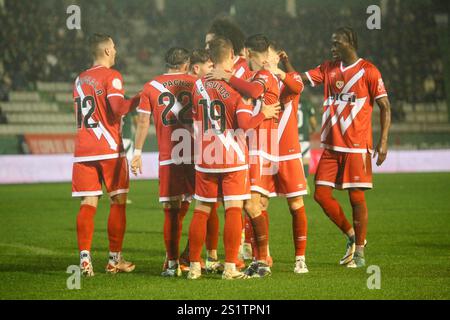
244, 214, 254, 246
314, 185, 352, 235
223, 207, 243, 263
349, 190, 368, 246
108, 204, 126, 252
177, 201, 190, 242
76, 204, 97, 251
262, 210, 269, 246
164, 208, 181, 260
250, 214, 268, 261
78, 204, 126, 253
290, 206, 307, 256
206, 203, 219, 251
188, 209, 209, 262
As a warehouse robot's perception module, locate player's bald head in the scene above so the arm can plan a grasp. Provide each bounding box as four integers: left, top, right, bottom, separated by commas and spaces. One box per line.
207, 36, 233, 65
89, 33, 113, 59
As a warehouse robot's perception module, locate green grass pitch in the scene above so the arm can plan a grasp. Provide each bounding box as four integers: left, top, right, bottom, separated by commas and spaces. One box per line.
0, 173, 449, 300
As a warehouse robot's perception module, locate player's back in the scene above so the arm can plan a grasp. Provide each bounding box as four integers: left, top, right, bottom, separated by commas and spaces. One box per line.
192, 78, 250, 172
73, 65, 125, 162
139, 73, 195, 164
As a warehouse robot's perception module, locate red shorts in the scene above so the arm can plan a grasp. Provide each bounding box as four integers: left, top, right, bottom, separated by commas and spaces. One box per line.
159, 163, 195, 202
249, 154, 261, 187
252, 157, 308, 198
315, 149, 373, 190
72, 157, 129, 197
195, 169, 251, 202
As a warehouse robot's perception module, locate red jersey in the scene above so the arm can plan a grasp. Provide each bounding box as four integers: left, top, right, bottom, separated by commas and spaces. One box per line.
137, 73, 195, 165
73, 65, 126, 162
233, 56, 253, 80
277, 72, 304, 159
249, 70, 280, 161
305, 58, 387, 153
192, 78, 253, 173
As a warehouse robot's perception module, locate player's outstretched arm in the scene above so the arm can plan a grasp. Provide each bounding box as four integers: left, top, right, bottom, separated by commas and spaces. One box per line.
374, 96, 391, 166
237, 101, 280, 130
131, 112, 150, 175
300, 73, 310, 84
108, 93, 141, 117
205, 69, 265, 99
228, 76, 265, 99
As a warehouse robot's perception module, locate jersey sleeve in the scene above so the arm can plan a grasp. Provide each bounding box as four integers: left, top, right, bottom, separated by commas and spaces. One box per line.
137, 84, 152, 115
106, 70, 125, 99
366, 66, 388, 100
236, 95, 265, 130
305, 63, 325, 87
283, 72, 304, 94
235, 95, 254, 116
252, 71, 270, 92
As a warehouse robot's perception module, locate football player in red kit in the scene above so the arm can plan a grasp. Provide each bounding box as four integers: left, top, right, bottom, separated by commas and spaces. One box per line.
188, 37, 280, 280
204, 18, 253, 267
258, 42, 310, 274
177, 49, 225, 273
301, 27, 391, 268
131, 47, 196, 277
72, 34, 140, 276
206, 34, 285, 276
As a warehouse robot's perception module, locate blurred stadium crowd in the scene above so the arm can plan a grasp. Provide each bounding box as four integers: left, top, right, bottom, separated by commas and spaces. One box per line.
0, 0, 448, 122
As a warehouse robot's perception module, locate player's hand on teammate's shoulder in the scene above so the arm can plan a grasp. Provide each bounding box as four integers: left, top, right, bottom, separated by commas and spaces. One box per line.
205, 67, 232, 82
261, 102, 281, 119
373, 141, 388, 166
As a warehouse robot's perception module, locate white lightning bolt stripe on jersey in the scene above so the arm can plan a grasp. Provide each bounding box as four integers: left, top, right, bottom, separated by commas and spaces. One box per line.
195, 79, 246, 163
75, 77, 118, 151
321, 69, 366, 142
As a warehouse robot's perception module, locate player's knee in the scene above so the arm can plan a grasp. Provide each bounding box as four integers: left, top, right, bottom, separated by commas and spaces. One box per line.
110, 193, 127, 205
260, 197, 269, 211
244, 201, 258, 218
163, 200, 180, 210
349, 189, 365, 206
288, 196, 304, 211
314, 186, 330, 205
81, 196, 99, 207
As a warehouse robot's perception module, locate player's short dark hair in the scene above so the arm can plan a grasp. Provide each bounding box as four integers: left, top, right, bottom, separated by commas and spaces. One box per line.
189, 49, 210, 70
208, 17, 246, 56
269, 40, 282, 52
207, 36, 233, 64
335, 27, 358, 50
245, 34, 270, 53
89, 33, 112, 58
165, 47, 190, 69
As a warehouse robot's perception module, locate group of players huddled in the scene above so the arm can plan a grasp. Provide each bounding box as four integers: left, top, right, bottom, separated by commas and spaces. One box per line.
72, 18, 391, 280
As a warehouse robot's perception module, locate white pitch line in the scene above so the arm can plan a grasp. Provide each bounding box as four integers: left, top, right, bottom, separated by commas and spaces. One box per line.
0, 243, 59, 256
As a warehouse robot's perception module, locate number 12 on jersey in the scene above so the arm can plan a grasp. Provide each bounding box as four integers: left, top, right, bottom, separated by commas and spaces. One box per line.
75, 96, 97, 129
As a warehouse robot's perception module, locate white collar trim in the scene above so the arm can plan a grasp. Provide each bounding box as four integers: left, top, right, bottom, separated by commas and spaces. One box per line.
340, 58, 363, 72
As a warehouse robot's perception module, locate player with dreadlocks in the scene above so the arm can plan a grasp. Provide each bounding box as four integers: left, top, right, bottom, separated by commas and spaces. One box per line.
300, 27, 392, 268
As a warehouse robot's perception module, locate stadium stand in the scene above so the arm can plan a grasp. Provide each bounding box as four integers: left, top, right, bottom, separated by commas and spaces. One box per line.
0, 0, 449, 154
